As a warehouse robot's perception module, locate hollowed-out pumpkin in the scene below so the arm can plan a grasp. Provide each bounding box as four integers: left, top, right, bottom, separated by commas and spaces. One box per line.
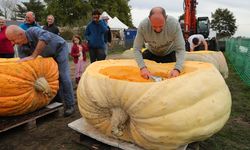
77, 59, 231, 150
121, 50, 229, 78
0, 57, 59, 116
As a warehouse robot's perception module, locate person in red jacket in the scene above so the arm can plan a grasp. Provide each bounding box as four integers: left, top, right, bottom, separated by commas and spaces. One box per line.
70, 35, 89, 84
0, 17, 14, 58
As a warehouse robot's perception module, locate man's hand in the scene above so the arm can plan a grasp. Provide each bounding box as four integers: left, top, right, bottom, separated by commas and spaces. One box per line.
17, 56, 36, 62
140, 67, 152, 79
170, 69, 180, 78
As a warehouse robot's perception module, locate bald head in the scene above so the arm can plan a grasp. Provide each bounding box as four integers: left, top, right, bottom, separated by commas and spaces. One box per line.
6, 25, 27, 45
25, 11, 36, 24
149, 7, 166, 33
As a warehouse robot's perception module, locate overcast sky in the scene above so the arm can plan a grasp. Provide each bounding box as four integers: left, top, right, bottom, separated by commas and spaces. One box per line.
128, 0, 250, 37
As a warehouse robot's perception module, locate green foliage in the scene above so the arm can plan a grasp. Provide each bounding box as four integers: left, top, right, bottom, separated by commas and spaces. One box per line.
0, 9, 4, 17
211, 8, 237, 39
45, 0, 92, 26
60, 28, 75, 40
11, 0, 133, 28
21, 0, 46, 22
89, 0, 133, 27
15, 4, 26, 19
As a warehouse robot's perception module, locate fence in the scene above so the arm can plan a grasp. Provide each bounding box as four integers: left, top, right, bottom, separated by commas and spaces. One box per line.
225, 38, 250, 86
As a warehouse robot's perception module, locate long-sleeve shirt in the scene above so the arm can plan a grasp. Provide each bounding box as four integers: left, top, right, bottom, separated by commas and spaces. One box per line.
0, 25, 14, 54
18, 27, 67, 58
43, 23, 60, 35
70, 43, 89, 64
133, 16, 186, 71
84, 20, 108, 49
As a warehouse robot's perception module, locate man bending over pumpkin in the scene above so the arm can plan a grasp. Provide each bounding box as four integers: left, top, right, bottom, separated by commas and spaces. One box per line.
5, 25, 75, 117
133, 7, 186, 79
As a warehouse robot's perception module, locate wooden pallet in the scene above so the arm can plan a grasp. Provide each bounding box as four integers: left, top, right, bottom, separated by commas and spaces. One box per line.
68, 118, 189, 150
68, 118, 144, 150
0, 102, 63, 133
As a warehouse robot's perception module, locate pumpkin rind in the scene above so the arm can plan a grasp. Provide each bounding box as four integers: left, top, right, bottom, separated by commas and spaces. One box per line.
77, 59, 231, 150
121, 50, 229, 79
0, 57, 59, 116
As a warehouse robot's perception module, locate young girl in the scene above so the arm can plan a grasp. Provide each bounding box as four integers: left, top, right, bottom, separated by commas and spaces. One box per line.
70, 35, 89, 84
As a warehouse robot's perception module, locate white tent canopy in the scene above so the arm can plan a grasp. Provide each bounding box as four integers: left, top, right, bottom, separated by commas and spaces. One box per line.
100, 11, 112, 20
108, 16, 128, 30
101, 11, 129, 30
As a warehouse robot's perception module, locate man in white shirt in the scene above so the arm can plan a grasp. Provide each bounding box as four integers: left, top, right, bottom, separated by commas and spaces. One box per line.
188, 34, 208, 51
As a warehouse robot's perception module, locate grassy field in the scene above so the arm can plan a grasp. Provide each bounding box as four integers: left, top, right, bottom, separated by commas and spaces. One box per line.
200, 61, 250, 150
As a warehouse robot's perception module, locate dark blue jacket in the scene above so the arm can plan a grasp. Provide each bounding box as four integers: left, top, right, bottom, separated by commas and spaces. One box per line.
84, 19, 107, 49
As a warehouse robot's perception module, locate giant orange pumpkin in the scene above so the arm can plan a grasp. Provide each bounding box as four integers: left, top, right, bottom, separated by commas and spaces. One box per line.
0, 57, 59, 116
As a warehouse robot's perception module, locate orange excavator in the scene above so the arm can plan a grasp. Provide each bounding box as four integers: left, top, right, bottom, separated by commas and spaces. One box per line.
181, 0, 217, 50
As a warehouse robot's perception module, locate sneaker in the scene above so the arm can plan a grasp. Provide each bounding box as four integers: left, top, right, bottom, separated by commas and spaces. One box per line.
64, 106, 75, 117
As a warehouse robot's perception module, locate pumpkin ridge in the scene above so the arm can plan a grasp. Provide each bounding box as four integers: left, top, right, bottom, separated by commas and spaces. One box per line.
0, 73, 34, 85
0, 57, 59, 116
131, 85, 227, 120
0, 91, 33, 108
0, 91, 33, 116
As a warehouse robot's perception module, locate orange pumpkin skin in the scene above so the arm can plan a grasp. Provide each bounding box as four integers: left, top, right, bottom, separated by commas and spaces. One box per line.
0, 57, 59, 116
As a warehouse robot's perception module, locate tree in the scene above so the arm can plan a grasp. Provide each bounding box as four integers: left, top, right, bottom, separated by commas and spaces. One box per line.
89, 0, 133, 27
15, 4, 27, 20
0, 9, 4, 17
45, 0, 92, 26
21, 0, 46, 22
0, 0, 19, 19
210, 8, 237, 39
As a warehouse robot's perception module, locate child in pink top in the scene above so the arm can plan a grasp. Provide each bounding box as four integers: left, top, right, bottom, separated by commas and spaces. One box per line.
70, 35, 89, 84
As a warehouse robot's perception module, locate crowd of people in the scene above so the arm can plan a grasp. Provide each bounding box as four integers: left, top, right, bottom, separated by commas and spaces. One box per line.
0, 7, 209, 117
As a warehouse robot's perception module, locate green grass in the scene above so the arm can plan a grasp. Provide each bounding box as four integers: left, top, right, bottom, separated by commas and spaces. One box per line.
200, 61, 250, 150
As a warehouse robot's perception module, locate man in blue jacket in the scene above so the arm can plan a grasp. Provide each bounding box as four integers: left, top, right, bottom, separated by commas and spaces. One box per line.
19, 11, 40, 30
84, 9, 108, 63
6, 25, 75, 117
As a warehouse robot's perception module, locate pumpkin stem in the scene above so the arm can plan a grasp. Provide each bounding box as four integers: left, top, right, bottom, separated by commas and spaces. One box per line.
111, 107, 128, 137
34, 77, 52, 98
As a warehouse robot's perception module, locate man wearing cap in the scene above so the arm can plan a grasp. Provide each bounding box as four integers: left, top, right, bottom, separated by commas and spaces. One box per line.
84, 9, 108, 63
133, 7, 186, 79
101, 15, 112, 55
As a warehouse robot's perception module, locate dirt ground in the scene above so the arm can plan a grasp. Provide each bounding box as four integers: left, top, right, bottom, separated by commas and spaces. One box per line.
0, 54, 123, 150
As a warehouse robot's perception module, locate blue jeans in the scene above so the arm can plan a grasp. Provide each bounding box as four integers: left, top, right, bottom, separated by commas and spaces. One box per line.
55, 43, 75, 107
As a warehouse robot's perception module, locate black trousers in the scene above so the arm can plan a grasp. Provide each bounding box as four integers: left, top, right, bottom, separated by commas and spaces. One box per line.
0, 53, 14, 58
142, 50, 176, 63
89, 48, 106, 63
